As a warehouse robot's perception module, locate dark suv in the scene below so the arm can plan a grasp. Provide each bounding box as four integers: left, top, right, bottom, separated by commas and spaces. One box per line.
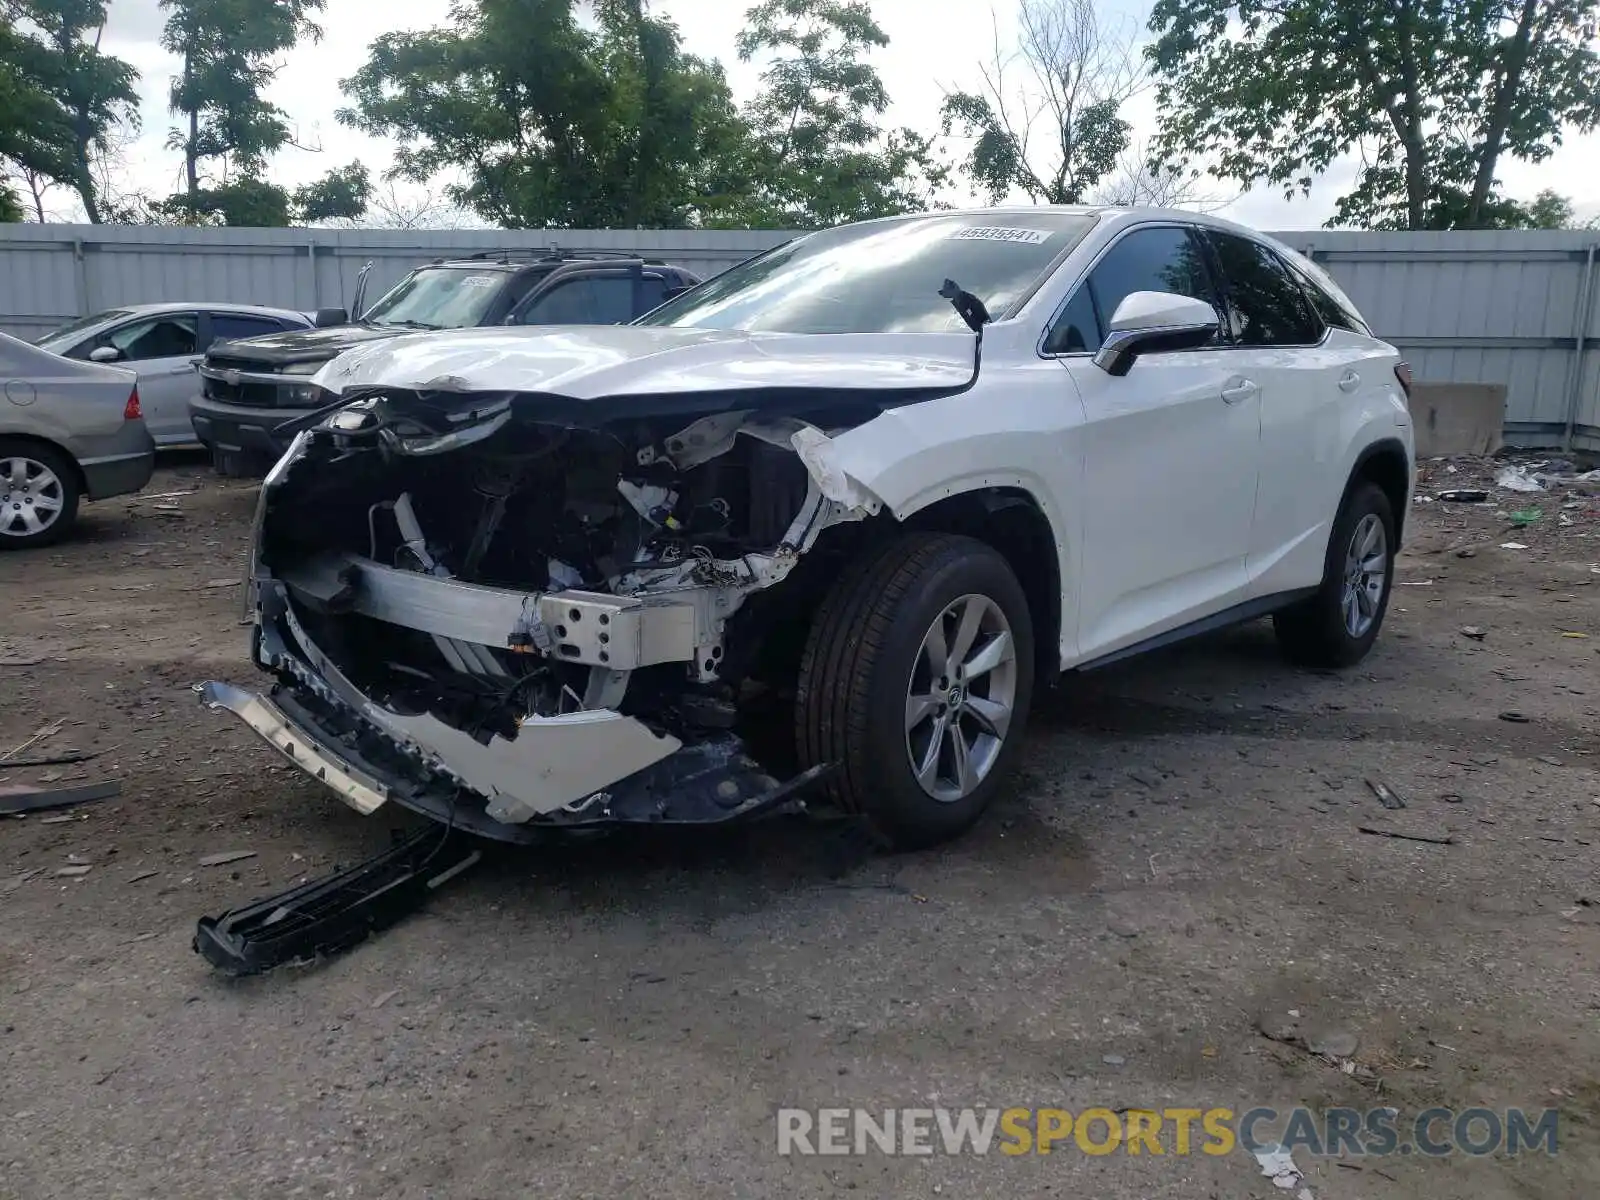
189, 252, 701, 476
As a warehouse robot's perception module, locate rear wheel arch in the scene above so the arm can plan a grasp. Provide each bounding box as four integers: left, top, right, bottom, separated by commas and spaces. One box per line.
0, 432, 86, 495
1345, 437, 1411, 546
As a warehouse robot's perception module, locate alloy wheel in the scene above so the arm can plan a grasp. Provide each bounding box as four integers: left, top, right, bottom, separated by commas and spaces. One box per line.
1340, 513, 1387, 638
904, 593, 1018, 803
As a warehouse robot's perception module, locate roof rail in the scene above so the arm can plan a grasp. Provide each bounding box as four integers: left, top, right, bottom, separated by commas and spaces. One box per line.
447, 247, 658, 265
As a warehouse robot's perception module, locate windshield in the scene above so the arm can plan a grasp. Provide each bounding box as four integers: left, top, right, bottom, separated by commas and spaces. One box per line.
637, 212, 1098, 335
35, 308, 131, 350
361, 268, 506, 330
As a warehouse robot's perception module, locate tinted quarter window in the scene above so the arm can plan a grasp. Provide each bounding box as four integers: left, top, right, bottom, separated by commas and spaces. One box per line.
210, 314, 286, 344
1043, 283, 1099, 354
1287, 260, 1370, 335
1205, 232, 1321, 346
1045, 226, 1221, 354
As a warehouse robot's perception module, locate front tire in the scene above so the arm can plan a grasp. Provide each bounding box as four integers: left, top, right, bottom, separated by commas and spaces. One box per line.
1273, 480, 1395, 667
795, 532, 1035, 850
0, 439, 80, 550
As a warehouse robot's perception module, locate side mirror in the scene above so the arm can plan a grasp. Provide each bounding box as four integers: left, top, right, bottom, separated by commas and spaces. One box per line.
313, 307, 348, 328
1093, 291, 1219, 377
89, 345, 122, 363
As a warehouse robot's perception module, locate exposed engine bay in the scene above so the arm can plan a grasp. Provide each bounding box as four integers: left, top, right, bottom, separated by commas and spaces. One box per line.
232, 386, 889, 838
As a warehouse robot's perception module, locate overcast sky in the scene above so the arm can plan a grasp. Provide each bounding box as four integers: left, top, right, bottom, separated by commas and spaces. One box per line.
72, 0, 1600, 230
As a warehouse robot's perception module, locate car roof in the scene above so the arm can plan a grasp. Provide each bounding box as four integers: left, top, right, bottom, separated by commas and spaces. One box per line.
809, 204, 1285, 244
104, 301, 313, 323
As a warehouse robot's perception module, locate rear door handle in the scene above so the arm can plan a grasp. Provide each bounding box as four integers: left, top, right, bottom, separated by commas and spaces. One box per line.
1221, 378, 1259, 404
1338, 369, 1361, 393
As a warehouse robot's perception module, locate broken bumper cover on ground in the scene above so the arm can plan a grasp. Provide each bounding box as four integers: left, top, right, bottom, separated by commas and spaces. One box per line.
198, 600, 833, 843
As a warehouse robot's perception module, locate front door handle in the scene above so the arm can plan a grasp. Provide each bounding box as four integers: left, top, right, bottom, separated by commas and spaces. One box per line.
1338, 369, 1361, 393
1221, 378, 1259, 404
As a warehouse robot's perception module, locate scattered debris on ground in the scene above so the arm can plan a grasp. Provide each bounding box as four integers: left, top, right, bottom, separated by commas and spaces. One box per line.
196, 850, 257, 867
194, 828, 481, 976
1365, 778, 1407, 810
0, 780, 121, 816
1357, 824, 1456, 845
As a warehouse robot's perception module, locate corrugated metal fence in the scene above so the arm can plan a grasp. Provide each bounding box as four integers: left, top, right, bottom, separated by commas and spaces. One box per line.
1278, 229, 1599, 450
2, 222, 1597, 448
0, 224, 792, 341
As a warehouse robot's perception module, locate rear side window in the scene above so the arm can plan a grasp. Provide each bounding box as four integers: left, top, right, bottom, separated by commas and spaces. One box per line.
636, 275, 672, 315
209, 313, 286, 344
1204, 232, 1321, 347
1045, 226, 1223, 354
518, 276, 640, 325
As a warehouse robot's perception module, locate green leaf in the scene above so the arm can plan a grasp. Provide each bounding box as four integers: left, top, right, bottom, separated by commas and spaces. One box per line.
1147, 0, 1600, 230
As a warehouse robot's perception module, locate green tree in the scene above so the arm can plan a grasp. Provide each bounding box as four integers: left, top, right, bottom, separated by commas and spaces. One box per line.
158, 0, 326, 219
941, 0, 1139, 205
139, 161, 369, 225
0, 0, 139, 223
732, 0, 948, 226
292, 161, 370, 223
340, 0, 753, 228
0, 180, 22, 222
1520, 188, 1574, 229
1148, 0, 1600, 230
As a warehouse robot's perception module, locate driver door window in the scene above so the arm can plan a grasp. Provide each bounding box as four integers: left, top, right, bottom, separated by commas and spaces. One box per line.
1045, 227, 1222, 355
99, 314, 199, 362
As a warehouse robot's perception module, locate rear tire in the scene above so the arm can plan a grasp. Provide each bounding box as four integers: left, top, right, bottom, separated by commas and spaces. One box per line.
795, 532, 1035, 850
0, 439, 80, 550
1273, 480, 1395, 668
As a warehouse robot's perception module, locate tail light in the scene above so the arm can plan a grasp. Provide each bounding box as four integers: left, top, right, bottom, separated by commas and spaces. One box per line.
123, 385, 142, 420
1393, 361, 1413, 398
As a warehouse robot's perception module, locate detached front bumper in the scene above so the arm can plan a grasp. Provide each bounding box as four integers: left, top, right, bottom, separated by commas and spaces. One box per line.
199, 681, 389, 815
200, 590, 829, 843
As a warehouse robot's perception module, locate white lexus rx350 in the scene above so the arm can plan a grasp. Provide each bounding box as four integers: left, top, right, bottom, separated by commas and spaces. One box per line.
204, 207, 1415, 851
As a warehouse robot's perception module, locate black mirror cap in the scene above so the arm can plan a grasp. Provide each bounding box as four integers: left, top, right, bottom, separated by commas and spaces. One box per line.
1093, 321, 1218, 377
313, 308, 349, 328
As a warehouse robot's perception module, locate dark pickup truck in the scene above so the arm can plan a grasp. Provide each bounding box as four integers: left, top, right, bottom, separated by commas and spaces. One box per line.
189, 252, 702, 476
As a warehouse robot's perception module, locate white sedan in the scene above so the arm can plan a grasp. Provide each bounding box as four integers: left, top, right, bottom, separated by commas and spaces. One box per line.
201, 206, 1414, 851
32, 302, 317, 446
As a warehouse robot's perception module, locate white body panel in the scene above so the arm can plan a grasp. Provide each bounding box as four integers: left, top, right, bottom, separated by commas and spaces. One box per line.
1059, 346, 1260, 658
1245, 329, 1413, 598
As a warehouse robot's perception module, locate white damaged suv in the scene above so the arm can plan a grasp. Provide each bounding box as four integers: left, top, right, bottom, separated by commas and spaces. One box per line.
204, 207, 1414, 850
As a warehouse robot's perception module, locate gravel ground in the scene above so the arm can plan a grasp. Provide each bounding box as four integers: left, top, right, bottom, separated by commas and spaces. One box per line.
1, 453, 1597, 1200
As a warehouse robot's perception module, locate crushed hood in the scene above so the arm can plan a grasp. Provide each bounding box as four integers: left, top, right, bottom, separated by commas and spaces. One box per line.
312, 324, 978, 402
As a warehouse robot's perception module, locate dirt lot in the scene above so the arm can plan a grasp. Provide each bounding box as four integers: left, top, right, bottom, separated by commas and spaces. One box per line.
1, 453, 1597, 1200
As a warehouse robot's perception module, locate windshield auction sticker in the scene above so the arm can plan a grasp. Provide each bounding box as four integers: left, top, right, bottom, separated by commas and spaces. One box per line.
949, 226, 1050, 244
